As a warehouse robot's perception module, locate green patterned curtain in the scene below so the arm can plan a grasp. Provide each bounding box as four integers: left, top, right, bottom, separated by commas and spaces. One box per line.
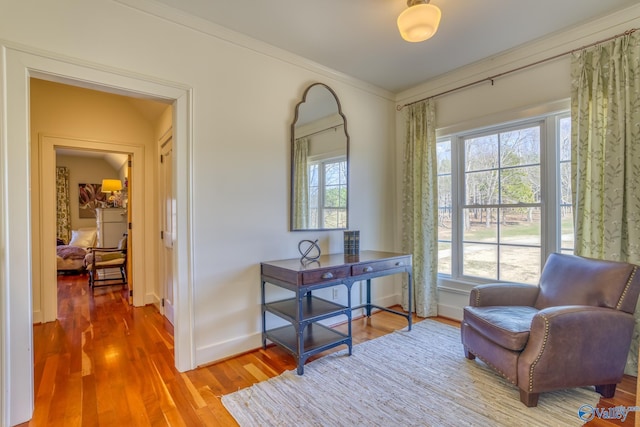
56, 166, 72, 243
401, 100, 438, 317
571, 31, 640, 375
293, 137, 309, 229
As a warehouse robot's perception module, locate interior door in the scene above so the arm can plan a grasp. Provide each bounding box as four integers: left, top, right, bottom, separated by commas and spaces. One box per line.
160, 134, 175, 325
126, 156, 133, 305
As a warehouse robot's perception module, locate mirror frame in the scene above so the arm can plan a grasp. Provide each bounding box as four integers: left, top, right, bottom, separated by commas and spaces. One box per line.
290, 83, 350, 231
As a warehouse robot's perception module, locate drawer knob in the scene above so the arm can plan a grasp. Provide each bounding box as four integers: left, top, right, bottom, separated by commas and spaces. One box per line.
321, 272, 334, 279
363, 266, 373, 273
395, 261, 403, 266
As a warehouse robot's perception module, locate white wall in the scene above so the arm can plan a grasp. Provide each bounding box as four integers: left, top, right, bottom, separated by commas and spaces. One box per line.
394, 4, 640, 320
0, 0, 396, 424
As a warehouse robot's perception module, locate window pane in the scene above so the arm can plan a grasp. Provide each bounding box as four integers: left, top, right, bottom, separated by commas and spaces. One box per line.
309, 164, 318, 186
499, 246, 540, 284
437, 140, 451, 174
560, 205, 574, 253
500, 165, 540, 204
500, 127, 540, 167
438, 207, 452, 240
463, 243, 497, 279
309, 187, 318, 208
560, 162, 572, 206
437, 140, 453, 277
323, 208, 346, 229
463, 208, 497, 243
465, 170, 499, 205
498, 207, 541, 246
559, 117, 571, 162
438, 241, 451, 275
309, 208, 318, 228
465, 135, 498, 172
325, 162, 341, 185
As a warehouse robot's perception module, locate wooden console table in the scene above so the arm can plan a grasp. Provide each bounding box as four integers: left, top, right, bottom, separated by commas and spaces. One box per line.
260, 250, 412, 374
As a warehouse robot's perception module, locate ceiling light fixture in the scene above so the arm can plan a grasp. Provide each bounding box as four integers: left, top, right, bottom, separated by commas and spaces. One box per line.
397, 0, 442, 43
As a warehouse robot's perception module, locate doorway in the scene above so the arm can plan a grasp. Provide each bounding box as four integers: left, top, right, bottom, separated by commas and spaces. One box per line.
1, 47, 194, 425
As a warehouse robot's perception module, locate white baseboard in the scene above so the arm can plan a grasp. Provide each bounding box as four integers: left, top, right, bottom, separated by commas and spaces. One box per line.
437, 303, 463, 321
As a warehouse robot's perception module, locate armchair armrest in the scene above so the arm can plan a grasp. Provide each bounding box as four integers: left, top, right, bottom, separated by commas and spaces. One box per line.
518, 306, 635, 392
469, 283, 539, 307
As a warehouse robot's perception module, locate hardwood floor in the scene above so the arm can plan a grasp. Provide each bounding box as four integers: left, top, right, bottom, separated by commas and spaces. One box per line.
19, 273, 635, 426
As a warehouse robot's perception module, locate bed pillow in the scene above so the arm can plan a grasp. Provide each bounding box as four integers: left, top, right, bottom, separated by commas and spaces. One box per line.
69, 229, 96, 248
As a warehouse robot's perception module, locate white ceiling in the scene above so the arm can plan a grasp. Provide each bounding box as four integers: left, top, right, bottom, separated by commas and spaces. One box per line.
152, 0, 638, 92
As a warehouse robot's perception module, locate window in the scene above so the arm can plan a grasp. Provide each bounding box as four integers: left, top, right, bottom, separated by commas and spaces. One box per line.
308, 157, 347, 229
437, 112, 573, 285
558, 116, 574, 254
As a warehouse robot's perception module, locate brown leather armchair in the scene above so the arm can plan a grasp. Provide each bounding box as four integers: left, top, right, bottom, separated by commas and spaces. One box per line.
461, 253, 640, 407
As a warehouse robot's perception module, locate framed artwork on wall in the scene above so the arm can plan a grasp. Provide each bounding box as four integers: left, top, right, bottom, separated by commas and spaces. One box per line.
78, 183, 107, 218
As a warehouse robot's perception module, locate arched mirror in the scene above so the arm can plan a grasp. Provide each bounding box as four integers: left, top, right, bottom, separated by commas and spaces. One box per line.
290, 83, 349, 231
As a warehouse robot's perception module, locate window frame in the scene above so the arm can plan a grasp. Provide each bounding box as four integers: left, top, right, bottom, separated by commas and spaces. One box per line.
437, 111, 570, 287
308, 155, 347, 229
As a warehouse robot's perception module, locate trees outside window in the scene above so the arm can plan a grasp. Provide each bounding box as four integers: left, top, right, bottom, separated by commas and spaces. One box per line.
308, 158, 347, 229
437, 113, 572, 285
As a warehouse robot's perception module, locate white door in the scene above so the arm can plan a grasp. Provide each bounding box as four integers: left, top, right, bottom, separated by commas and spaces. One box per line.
160, 134, 175, 324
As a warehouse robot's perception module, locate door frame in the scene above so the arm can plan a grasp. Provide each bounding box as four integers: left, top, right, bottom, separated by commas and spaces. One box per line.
39, 135, 145, 320
0, 44, 195, 425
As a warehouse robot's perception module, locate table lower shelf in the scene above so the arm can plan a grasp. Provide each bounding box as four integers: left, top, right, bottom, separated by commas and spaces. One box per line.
265, 323, 350, 360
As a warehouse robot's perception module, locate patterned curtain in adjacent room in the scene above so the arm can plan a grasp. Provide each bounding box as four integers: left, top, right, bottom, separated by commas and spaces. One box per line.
56, 166, 72, 243
571, 31, 640, 374
293, 137, 309, 229
401, 99, 438, 318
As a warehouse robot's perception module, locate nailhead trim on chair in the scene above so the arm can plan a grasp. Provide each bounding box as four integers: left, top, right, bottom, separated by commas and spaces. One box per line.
467, 345, 517, 384
474, 289, 481, 306
528, 314, 550, 392
616, 266, 637, 310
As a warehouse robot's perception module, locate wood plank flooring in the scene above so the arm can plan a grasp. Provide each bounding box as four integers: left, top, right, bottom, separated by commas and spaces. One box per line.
19, 273, 635, 426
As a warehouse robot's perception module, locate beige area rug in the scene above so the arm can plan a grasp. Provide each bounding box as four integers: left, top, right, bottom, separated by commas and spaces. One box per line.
221, 320, 599, 426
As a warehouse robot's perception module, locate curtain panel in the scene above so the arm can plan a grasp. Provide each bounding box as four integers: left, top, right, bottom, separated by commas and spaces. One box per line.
56, 166, 72, 243
571, 31, 640, 375
293, 137, 309, 229
401, 100, 438, 318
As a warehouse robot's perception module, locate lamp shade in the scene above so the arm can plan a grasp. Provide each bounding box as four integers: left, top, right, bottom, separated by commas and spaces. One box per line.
397, 2, 441, 42
101, 179, 123, 193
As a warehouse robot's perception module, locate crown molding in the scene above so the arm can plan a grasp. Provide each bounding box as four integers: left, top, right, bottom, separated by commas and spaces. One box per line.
114, 0, 395, 101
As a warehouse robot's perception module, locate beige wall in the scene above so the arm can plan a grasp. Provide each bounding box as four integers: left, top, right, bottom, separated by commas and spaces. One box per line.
55, 154, 120, 231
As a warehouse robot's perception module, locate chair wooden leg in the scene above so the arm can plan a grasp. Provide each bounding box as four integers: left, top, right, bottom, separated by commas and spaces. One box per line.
595, 384, 617, 398
519, 389, 539, 407
463, 346, 476, 360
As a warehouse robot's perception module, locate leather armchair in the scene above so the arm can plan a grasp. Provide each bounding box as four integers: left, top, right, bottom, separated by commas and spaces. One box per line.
461, 253, 640, 407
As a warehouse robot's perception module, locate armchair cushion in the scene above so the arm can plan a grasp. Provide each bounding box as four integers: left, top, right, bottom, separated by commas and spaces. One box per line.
464, 306, 539, 351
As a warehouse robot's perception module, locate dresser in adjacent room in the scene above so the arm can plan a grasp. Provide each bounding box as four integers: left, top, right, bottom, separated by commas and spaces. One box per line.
96, 207, 127, 247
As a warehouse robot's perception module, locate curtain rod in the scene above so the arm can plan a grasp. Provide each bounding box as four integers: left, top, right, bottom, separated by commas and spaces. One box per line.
296, 124, 342, 139
397, 28, 638, 111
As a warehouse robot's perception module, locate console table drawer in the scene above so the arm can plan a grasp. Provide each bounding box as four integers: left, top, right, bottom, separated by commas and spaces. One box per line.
351, 257, 410, 276
302, 267, 350, 284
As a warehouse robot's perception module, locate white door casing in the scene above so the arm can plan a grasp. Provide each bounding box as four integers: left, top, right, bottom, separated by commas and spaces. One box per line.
0, 44, 195, 426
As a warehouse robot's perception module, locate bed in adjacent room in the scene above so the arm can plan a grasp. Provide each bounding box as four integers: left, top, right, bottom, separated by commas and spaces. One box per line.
56, 228, 96, 273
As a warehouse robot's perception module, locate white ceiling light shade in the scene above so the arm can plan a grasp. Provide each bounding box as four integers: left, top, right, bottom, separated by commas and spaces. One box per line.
397, 0, 442, 42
